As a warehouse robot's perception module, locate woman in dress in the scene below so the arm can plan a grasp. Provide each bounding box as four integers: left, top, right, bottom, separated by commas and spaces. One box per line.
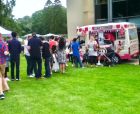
57, 37, 66, 73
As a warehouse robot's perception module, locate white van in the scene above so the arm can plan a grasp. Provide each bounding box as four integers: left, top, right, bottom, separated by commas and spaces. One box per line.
77, 22, 139, 63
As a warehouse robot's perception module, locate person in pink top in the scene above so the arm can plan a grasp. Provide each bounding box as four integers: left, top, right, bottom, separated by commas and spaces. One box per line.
49, 36, 57, 49
0, 33, 9, 100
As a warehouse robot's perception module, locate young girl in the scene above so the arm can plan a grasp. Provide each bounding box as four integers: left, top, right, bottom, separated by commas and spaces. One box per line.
52, 45, 59, 72
57, 37, 66, 73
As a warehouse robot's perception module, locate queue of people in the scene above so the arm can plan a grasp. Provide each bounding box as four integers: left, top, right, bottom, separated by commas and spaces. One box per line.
0, 31, 116, 100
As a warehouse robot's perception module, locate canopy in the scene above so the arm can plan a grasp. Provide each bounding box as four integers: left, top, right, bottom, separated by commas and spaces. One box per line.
43, 33, 60, 37
24, 33, 41, 38
0, 26, 11, 35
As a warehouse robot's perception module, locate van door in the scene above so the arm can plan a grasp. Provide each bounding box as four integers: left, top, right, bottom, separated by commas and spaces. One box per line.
128, 28, 139, 57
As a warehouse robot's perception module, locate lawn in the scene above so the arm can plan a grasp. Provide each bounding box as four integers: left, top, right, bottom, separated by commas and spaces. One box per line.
0, 55, 140, 114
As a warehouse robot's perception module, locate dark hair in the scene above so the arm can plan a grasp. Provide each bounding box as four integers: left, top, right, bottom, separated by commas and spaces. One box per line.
39, 36, 45, 41
50, 35, 54, 40
11, 32, 17, 38
73, 38, 77, 42
58, 37, 66, 50
32, 32, 36, 37
55, 37, 59, 42
52, 45, 57, 53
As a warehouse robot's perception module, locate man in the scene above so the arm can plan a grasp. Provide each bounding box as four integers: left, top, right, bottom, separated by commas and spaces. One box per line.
41, 37, 51, 78
0, 33, 9, 100
71, 38, 83, 68
8, 32, 21, 81
28, 33, 42, 79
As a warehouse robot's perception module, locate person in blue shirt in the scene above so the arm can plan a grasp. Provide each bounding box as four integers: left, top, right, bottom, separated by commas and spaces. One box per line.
71, 38, 83, 68
8, 32, 21, 81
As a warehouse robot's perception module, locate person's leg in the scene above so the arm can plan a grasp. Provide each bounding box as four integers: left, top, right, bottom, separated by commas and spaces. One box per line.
93, 56, 97, 65
0, 64, 9, 96
45, 58, 51, 77
10, 59, 15, 80
16, 57, 20, 80
62, 64, 66, 73
1, 64, 9, 91
0, 65, 3, 95
71, 55, 74, 65
36, 57, 42, 78
25, 55, 30, 76
0, 76, 3, 95
77, 56, 83, 68
4, 67, 7, 78
29, 57, 34, 75
31, 58, 37, 78
89, 56, 92, 66
30, 57, 36, 77
59, 64, 61, 73
73, 56, 78, 67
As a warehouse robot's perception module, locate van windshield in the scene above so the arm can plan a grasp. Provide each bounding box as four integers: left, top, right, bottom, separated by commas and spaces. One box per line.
129, 28, 138, 40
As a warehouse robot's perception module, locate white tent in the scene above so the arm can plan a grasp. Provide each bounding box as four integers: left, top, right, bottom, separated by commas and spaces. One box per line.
43, 33, 60, 37
0, 26, 11, 35
24, 33, 41, 38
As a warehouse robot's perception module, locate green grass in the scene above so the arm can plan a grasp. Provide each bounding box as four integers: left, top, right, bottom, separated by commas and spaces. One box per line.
0, 55, 140, 114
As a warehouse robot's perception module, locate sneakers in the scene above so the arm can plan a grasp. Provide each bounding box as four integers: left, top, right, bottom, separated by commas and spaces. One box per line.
0, 94, 5, 100
16, 78, 20, 81
29, 75, 34, 78
97, 62, 103, 66
5, 77, 11, 81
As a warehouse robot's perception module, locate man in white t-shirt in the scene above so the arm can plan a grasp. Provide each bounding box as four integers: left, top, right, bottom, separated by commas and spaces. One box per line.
24, 35, 34, 77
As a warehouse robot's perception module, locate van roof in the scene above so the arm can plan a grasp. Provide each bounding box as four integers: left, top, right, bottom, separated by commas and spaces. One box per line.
79, 22, 135, 28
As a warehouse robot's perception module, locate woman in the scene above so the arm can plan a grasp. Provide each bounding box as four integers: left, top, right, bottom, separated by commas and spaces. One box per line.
57, 37, 66, 73
87, 35, 98, 66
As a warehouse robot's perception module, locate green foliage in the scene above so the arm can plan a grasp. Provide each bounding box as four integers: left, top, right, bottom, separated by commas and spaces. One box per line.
0, 0, 67, 36
0, 0, 15, 25
43, 5, 67, 34
18, 0, 67, 35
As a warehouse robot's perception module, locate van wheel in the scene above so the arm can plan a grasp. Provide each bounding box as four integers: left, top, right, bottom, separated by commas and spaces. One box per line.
112, 54, 121, 64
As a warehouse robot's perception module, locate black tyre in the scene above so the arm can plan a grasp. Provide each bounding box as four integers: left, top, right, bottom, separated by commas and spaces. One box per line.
112, 54, 121, 64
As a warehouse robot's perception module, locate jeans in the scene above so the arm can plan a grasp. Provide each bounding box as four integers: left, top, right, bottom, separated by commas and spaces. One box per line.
73, 56, 83, 68
10, 56, 20, 80
25, 55, 31, 76
30, 57, 42, 78
44, 57, 51, 77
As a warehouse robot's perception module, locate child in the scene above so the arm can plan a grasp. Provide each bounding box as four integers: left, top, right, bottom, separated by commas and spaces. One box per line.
52, 45, 59, 72
82, 48, 89, 67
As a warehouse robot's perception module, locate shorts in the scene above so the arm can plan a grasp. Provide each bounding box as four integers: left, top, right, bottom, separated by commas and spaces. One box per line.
89, 56, 97, 65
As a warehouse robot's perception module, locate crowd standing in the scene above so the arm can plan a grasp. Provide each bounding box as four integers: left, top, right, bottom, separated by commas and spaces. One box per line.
0, 31, 116, 100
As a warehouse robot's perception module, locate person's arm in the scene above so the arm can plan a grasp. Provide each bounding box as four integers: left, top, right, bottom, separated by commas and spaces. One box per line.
42, 43, 45, 59
3, 43, 9, 55
28, 40, 31, 50
19, 42, 22, 54
8, 41, 11, 54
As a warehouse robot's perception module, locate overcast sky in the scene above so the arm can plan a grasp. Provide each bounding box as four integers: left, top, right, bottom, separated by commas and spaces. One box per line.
12, 0, 66, 19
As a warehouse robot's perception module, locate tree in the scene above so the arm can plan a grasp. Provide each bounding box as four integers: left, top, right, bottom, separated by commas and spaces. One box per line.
54, 0, 61, 6
0, 0, 16, 25
44, 0, 53, 8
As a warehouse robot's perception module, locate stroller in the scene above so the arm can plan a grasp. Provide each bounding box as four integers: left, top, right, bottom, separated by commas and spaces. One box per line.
99, 46, 116, 67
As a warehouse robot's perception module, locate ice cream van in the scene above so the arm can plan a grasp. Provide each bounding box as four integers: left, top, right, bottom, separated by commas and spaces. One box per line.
77, 22, 139, 63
